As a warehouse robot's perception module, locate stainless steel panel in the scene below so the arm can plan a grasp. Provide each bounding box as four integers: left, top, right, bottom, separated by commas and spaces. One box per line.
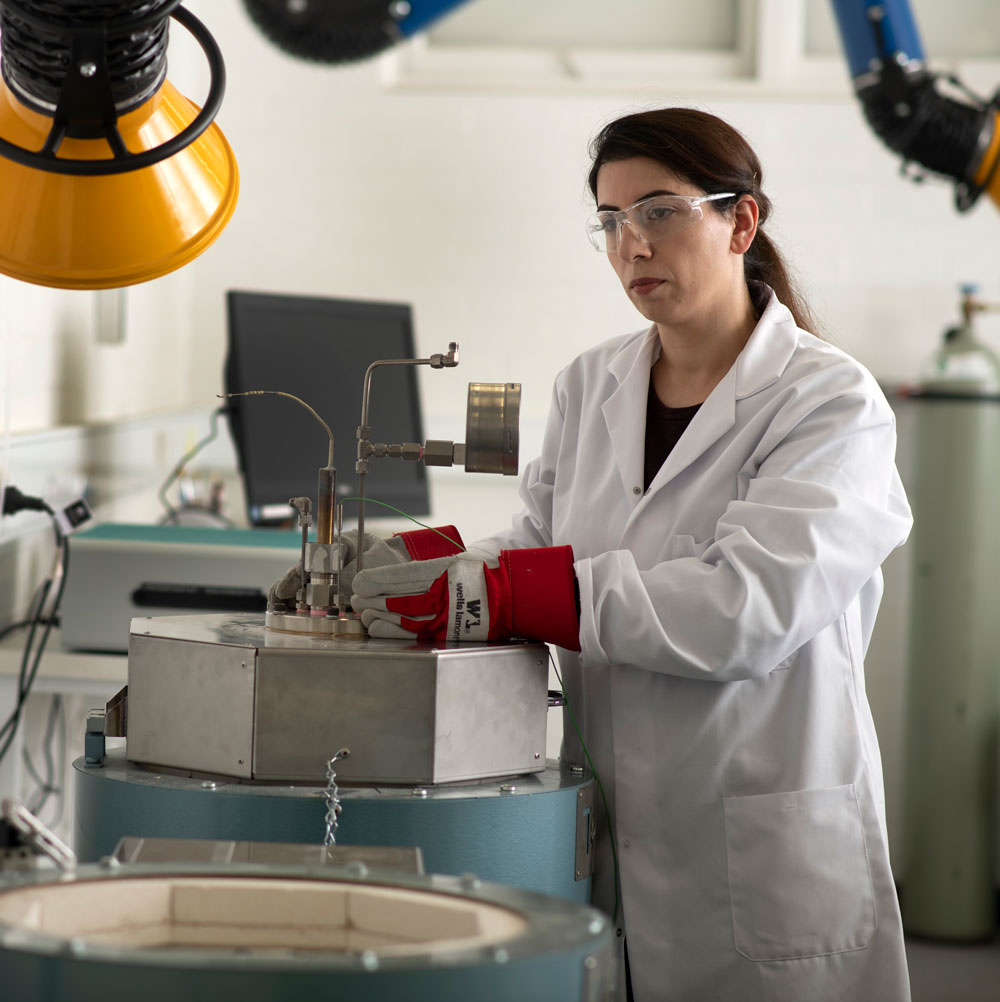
127, 634, 255, 778
253, 649, 438, 783
433, 647, 547, 783
133, 612, 266, 648
136, 612, 434, 653
126, 614, 549, 785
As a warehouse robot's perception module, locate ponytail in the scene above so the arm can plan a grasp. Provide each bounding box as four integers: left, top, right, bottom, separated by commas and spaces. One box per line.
745, 229, 818, 335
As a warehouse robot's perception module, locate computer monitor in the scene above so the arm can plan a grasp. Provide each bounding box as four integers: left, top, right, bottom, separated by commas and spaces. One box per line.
225, 290, 430, 527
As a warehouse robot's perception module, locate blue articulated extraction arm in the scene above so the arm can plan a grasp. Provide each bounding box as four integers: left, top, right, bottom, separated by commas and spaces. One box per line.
395, 0, 471, 36
830, 0, 1000, 212
241, 0, 473, 63
832, 0, 925, 79
239, 0, 1000, 214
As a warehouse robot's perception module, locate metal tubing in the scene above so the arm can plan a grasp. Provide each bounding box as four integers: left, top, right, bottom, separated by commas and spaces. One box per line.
355, 471, 367, 573
316, 466, 335, 545
354, 345, 458, 574
335, 503, 345, 612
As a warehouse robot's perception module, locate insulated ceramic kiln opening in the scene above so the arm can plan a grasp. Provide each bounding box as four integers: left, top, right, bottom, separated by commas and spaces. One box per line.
0, 876, 528, 953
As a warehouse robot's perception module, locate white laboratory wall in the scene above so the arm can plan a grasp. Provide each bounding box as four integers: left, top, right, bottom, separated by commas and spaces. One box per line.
166, 1, 1000, 448
5, 2, 999, 442
1, 0, 999, 867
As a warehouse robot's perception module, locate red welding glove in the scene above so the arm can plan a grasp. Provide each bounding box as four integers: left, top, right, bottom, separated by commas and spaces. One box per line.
376, 524, 465, 561
351, 545, 581, 650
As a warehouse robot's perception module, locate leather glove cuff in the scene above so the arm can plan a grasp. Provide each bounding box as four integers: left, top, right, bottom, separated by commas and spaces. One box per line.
501, 545, 581, 652
396, 525, 465, 560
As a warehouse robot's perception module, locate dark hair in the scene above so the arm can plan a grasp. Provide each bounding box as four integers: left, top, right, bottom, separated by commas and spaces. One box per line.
588, 108, 817, 334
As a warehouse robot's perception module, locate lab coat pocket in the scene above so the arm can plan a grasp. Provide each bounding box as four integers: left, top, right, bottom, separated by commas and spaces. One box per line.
723, 784, 876, 961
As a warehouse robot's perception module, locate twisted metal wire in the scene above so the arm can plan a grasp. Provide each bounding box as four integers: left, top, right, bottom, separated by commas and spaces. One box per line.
323, 747, 351, 847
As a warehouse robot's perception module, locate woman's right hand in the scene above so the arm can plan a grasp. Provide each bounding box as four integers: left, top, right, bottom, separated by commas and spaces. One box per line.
267, 526, 464, 611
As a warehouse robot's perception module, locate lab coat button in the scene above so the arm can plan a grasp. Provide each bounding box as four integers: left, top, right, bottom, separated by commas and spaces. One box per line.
623, 838, 630, 848
632, 486, 641, 495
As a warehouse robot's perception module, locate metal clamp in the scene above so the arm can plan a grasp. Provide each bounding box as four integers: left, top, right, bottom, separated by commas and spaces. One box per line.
575, 783, 596, 881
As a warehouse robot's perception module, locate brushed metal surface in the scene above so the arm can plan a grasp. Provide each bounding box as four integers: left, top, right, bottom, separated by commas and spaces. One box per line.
432, 646, 547, 783
127, 633, 256, 778
253, 648, 438, 783
126, 614, 548, 785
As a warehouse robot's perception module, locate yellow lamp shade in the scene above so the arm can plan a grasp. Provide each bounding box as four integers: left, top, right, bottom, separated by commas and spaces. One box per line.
0, 76, 239, 290
975, 109, 1000, 215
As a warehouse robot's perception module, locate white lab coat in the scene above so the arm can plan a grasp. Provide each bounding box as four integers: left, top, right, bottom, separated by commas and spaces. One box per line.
482, 291, 913, 1002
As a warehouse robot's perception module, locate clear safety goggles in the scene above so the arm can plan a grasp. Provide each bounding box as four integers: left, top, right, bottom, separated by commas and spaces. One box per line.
585, 191, 737, 253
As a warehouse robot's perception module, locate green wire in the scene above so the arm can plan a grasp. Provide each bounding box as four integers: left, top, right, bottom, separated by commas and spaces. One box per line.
339, 497, 466, 552
549, 651, 620, 925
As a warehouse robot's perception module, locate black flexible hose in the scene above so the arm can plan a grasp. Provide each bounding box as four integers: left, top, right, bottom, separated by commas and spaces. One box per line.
0, 3, 227, 175
0, 0, 172, 115
242, 0, 404, 64
857, 71, 988, 183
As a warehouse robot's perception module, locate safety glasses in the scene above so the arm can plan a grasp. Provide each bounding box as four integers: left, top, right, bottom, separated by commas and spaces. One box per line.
585, 192, 737, 253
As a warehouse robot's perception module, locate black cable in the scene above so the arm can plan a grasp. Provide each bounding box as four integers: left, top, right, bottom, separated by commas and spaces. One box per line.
1, 484, 52, 516
0, 488, 68, 774
0, 577, 53, 746
50, 691, 67, 829
0, 616, 59, 643
22, 745, 51, 800
0, 602, 49, 753
39, 693, 60, 809
19, 538, 67, 725
0, 530, 69, 772
1, 486, 59, 546
24, 693, 62, 817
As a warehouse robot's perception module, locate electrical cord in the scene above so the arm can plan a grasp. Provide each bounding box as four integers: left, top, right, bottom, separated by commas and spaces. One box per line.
23, 693, 64, 821
0, 537, 67, 768
0, 616, 59, 642
0, 492, 69, 775
49, 691, 67, 830
0, 538, 68, 769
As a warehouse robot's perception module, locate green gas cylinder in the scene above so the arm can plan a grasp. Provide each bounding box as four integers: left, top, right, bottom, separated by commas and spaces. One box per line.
901, 283, 1000, 939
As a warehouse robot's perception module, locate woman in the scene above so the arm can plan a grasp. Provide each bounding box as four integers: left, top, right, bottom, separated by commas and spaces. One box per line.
353, 108, 913, 1002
